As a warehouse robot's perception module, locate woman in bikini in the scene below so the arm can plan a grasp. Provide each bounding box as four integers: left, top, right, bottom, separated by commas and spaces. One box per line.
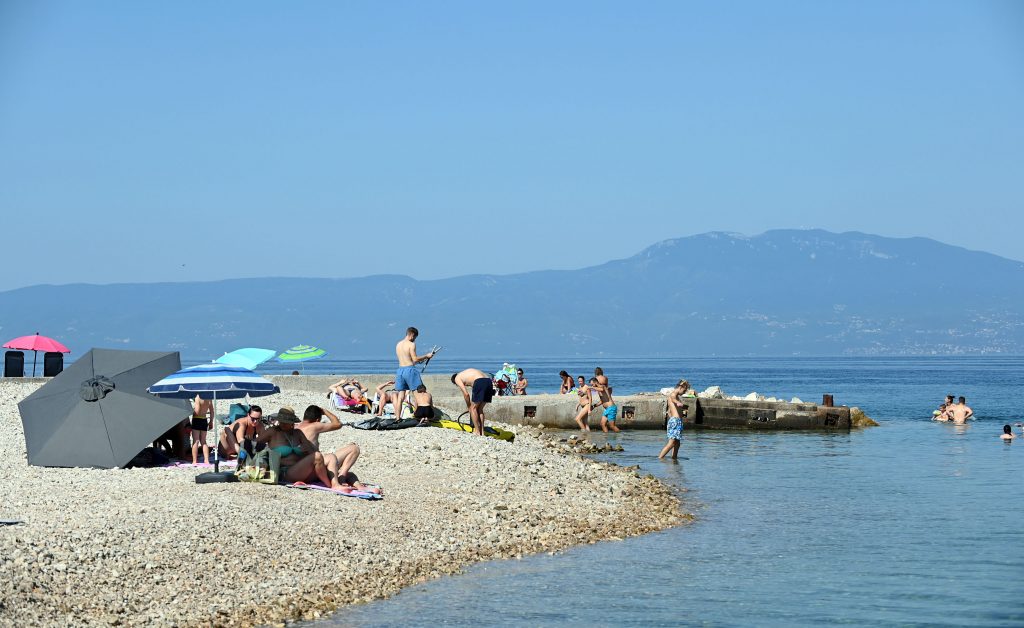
573, 377, 594, 431
218, 405, 265, 460
559, 371, 574, 394
256, 407, 330, 485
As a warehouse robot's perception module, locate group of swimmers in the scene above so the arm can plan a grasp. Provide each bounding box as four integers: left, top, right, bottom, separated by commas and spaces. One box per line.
929, 394, 1021, 441
933, 395, 974, 424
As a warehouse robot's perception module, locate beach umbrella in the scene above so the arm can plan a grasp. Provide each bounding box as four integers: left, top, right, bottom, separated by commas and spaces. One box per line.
215, 348, 277, 371
148, 363, 280, 467
276, 345, 326, 372
18, 349, 190, 468
3, 332, 71, 377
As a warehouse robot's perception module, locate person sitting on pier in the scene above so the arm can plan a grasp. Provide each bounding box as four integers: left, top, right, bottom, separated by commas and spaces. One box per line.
515, 368, 528, 395
559, 371, 574, 394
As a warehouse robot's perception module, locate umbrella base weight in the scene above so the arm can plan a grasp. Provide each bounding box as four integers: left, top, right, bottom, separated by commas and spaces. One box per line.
195, 471, 239, 484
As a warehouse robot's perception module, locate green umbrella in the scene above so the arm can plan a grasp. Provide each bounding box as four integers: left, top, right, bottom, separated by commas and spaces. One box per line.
276, 345, 326, 372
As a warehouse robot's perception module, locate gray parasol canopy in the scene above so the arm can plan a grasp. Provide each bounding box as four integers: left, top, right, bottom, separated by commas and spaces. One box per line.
18, 348, 191, 468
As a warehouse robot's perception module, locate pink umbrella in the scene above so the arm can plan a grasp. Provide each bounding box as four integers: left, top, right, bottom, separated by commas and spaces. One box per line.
3, 332, 71, 377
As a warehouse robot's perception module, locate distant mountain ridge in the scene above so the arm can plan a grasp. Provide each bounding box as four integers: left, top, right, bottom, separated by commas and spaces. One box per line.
2, 230, 1022, 357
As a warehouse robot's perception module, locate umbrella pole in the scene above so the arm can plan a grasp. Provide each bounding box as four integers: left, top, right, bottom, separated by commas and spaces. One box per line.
212, 390, 219, 472
32, 350, 38, 377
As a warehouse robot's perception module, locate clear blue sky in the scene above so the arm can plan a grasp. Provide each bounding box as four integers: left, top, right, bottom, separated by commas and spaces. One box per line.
1, 1, 1021, 291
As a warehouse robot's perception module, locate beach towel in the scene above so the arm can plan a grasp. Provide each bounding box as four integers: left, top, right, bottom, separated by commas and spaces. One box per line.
285, 481, 383, 500
163, 460, 239, 469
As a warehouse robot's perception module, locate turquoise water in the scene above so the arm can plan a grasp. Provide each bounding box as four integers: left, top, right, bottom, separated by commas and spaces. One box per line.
312, 357, 1024, 627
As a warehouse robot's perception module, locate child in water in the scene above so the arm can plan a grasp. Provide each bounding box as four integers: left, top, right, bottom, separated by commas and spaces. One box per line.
659, 380, 690, 460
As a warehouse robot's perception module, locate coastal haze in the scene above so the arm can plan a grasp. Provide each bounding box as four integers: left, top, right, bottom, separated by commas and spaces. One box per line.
1, 229, 1022, 357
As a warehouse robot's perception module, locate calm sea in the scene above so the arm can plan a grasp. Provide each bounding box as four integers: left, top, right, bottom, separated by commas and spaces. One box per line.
276, 357, 1024, 626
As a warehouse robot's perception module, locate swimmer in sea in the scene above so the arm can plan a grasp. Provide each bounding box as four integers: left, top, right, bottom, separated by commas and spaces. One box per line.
948, 396, 973, 424
1000, 425, 1014, 441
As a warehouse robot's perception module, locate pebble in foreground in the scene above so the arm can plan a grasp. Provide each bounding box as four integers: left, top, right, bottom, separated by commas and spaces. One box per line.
0, 381, 687, 627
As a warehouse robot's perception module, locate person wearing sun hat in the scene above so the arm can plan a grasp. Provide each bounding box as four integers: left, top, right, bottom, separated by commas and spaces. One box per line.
255, 407, 330, 484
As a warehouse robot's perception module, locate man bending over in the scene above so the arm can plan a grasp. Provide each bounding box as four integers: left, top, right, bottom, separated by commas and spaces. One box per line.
452, 368, 494, 436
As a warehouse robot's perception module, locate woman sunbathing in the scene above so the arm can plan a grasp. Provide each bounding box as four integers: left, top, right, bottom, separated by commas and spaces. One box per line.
256, 407, 331, 485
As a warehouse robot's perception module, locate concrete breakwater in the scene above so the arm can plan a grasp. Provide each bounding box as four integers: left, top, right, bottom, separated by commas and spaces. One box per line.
270, 375, 866, 430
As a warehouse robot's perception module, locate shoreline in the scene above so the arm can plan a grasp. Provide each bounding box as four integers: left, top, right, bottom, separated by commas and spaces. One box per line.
0, 381, 687, 627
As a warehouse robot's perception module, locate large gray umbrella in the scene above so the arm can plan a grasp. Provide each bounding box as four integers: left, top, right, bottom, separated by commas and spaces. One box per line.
18, 348, 191, 468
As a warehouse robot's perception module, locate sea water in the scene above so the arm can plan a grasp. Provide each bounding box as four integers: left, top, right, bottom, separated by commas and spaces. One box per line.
288, 357, 1024, 626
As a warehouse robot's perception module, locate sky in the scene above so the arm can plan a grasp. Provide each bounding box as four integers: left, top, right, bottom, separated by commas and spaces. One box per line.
1, 1, 1022, 291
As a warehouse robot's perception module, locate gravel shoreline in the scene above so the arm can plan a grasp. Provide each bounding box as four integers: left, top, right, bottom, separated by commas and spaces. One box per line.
1, 381, 687, 627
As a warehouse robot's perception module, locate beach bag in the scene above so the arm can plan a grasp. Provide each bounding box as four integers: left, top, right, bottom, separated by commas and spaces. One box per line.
224, 403, 250, 426
236, 447, 280, 484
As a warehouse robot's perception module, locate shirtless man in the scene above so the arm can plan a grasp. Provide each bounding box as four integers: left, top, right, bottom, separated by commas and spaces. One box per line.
412, 384, 435, 426
591, 368, 619, 433
948, 396, 974, 424
297, 404, 364, 491
451, 368, 493, 436
190, 394, 214, 464
218, 405, 265, 460
659, 380, 689, 460
395, 327, 436, 422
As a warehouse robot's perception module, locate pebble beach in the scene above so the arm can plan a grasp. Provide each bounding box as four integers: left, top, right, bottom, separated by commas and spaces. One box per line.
0, 380, 686, 627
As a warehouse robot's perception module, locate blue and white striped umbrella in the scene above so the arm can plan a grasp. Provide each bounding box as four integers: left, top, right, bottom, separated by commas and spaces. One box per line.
147, 363, 279, 400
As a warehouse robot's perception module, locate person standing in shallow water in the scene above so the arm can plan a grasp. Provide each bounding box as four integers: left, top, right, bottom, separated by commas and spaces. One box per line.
659, 380, 690, 460
949, 396, 974, 424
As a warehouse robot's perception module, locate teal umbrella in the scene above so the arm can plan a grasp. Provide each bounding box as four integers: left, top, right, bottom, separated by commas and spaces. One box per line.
215, 348, 277, 371
276, 345, 327, 371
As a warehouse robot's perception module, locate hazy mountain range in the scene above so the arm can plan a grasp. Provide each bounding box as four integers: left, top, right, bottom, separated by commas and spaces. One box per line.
2, 230, 1022, 358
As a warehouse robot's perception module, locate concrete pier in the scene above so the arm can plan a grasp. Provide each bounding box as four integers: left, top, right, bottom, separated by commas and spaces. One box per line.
268, 375, 854, 430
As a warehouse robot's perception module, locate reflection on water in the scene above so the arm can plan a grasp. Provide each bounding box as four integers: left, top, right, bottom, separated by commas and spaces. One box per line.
319, 358, 1024, 627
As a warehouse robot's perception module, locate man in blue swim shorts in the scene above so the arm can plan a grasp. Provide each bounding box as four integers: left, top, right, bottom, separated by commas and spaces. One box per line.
659, 379, 690, 460
394, 327, 436, 420
590, 369, 620, 433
